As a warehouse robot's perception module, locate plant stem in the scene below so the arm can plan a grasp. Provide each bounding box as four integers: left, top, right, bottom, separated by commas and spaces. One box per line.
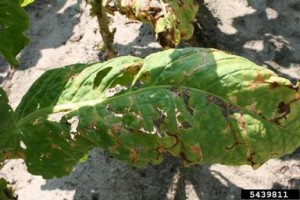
91, 0, 118, 60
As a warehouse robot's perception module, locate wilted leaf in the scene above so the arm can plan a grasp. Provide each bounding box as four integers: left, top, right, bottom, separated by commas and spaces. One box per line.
0, 0, 29, 66
4, 48, 300, 178
104, 0, 198, 48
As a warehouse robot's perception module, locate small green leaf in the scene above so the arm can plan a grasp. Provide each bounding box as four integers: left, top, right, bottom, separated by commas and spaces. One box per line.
0, 0, 29, 66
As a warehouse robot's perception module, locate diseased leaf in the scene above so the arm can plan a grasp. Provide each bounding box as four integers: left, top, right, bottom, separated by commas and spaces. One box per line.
103, 0, 198, 48
7, 48, 300, 178
0, 0, 29, 66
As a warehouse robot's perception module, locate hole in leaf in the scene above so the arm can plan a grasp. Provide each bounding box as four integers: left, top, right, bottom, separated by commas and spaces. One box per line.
93, 67, 113, 90
48, 112, 68, 122
104, 84, 127, 97
67, 116, 79, 134
20, 141, 27, 149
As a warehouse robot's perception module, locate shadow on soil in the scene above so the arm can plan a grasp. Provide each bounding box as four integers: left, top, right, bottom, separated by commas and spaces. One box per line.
195, 0, 300, 73
41, 149, 242, 200
114, 23, 162, 59
270, 147, 300, 190
18, 0, 83, 69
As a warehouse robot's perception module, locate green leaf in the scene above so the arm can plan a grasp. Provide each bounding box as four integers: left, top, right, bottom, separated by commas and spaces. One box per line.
11, 48, 300, 178
0, 88, 19, 157
0, 0, 29, 66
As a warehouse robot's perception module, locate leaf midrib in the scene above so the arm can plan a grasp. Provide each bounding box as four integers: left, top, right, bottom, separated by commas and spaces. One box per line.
15, 85, 283, 132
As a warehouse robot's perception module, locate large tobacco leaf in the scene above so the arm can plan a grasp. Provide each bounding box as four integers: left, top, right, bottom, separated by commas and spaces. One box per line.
0, 0, 30, 66
2, 48, 300, 178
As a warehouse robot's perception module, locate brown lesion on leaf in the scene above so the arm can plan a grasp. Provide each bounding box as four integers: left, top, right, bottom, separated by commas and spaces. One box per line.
1, 150, 25, 160
271, 101, 291, 125
238, 113, 246, 130
108, 139, 121, 153
174, 108, 191, 130
269, 81, 299, 91
270, 151, 279, 157
122, 63, 143, 74
172, 89, 194, 116
269, 82, 280, 89
248, 73, 298, 92
155, 132, 180, 154
105, 104, 112, 112
271, 94, 300, 125
248, 73, 266, 90
225, 114, 245, 150
50, 143, 63, 150
190, 144, 203, 160
155, 132, 180, 158
207, 95, 228, 115
181, 90, 194, 116
225, 113, 244, 150
206, 95, 239, 117
170, 86, 179, 94
225, 140, 244, 150
138, 71, 150, 83
165, 132, 180, 149
247, 151, 258, 167
156, 144, 164, 153
66, 74, 79, 81
278, 101, 290, 114
206, 94, 245, 151
109, 122, 124, 133
153, 149, 162, 162
129, 148, 138, 164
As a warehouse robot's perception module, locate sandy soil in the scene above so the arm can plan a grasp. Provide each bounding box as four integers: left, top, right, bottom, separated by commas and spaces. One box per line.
0, 0, 300, 199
